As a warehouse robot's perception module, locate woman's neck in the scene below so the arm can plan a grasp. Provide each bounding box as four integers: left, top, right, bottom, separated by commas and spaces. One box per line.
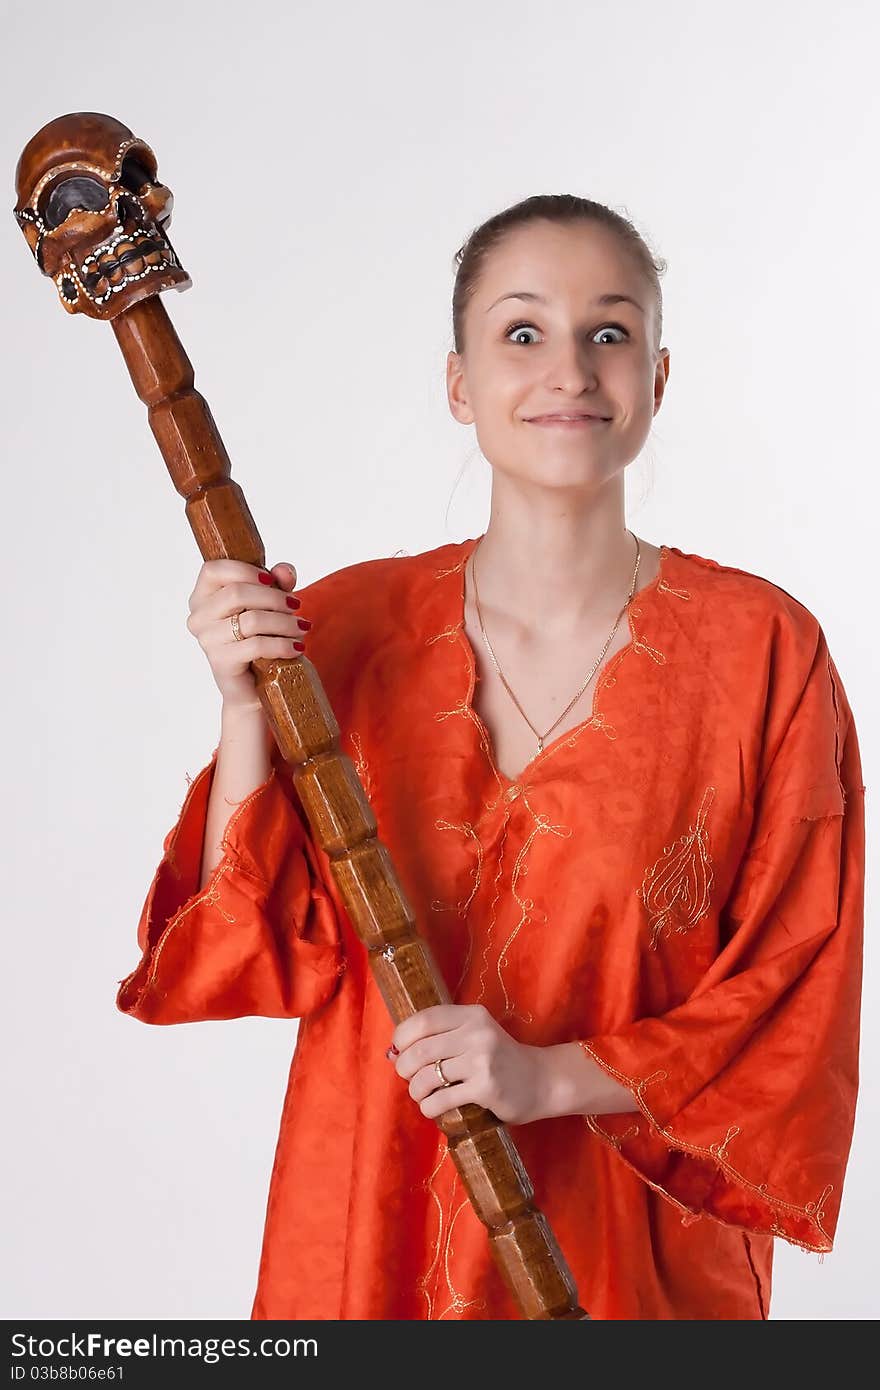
469, 508, 648, 638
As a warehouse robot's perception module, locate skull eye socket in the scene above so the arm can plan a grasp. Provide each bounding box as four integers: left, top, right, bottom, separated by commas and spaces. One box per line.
115, 194, 140, 227
119, 153, 155, 194
42, 175, 107, 230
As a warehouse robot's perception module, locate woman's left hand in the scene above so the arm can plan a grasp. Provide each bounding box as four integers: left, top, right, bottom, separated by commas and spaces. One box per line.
390, 1003, 547, 1125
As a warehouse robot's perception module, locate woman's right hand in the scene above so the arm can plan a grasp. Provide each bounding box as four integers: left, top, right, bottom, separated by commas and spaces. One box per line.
186, 559, 312, 713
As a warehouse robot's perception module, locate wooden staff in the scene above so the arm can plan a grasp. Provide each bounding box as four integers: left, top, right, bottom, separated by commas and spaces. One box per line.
13, 112, 588, 1321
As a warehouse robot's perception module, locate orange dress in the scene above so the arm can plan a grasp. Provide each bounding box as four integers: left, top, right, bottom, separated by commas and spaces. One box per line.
116, 536, 866, 1320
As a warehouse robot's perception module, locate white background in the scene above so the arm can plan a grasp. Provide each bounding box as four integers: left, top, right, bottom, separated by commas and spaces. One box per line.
1, 0, 876, 1321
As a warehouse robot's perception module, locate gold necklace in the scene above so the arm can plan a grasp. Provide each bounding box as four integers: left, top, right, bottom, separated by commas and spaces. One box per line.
470, 530, 642, 758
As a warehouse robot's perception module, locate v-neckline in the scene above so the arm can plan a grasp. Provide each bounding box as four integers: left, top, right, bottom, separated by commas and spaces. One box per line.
450, 534, 672, 791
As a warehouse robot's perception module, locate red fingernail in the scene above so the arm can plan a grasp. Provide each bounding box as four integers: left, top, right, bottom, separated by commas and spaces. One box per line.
258, 572, 275, 586
285, 596, 301, 609
297, 618, 312, 630
292, 640, 306, 652
386, 1044, 399, 1058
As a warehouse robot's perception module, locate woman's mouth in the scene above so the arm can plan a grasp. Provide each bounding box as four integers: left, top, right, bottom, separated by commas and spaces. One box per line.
526, 415, 610, 428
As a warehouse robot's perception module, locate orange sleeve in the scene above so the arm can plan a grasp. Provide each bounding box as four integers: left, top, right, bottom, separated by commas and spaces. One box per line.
115, 742, 346, 1024
579, 630, 866, 1253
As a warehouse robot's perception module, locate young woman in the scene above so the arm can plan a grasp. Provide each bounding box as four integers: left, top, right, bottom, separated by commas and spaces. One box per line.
117, 195, 865, 1320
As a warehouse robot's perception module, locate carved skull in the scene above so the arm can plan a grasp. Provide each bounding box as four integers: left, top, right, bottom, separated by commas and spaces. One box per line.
13, 112, 191, 318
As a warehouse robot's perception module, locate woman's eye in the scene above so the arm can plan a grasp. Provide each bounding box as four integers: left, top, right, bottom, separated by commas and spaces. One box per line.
504, 322, 540, 345
503, 321, 629, 346
593, 324, 629, 345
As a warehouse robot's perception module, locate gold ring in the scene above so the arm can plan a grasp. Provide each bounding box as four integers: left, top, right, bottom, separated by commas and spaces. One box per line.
434, 1058, 452, 1087
231, 611, 243, 641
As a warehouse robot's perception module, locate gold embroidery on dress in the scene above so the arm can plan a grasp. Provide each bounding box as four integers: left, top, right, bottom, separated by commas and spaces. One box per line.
627, 600, 668, 669
418, 1144, 486, 1319
543, 585, 673, 758
433, 695, 505, 808
631, 632, 667, 664
475, 813, 512, 1005
579, 1042, 835, 1252
120, 770, 279, 997
431, 821, 484, 914
493, 793, 573, 1023
426, 624, 462, 647
432, 555, 470, 579
638, 785, 717, 949
438, 1193, 487, 1319
596, 1120, 641, 1149
435, 790, 575, 1021
417, 1144, 448, 1319
586, 1113, 704, 1227
430, 817, 484, 997
657, 577, 691, 601
347, 730, 374, 803
711, 1124, 741, 1162
589, 710, 620, 739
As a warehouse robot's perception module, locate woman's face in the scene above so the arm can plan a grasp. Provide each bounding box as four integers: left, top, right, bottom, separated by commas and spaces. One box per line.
447, 220, 670, 491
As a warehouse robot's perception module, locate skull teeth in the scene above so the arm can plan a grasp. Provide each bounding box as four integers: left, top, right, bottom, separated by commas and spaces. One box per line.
83, 227, 176, 270
79, 226, 179, 304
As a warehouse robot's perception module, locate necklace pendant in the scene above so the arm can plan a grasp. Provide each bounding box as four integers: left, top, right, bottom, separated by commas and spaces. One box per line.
537, 736, 544, 754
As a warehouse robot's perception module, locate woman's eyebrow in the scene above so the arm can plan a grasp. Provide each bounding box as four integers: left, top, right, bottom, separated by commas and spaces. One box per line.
486, 290, 645, 314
